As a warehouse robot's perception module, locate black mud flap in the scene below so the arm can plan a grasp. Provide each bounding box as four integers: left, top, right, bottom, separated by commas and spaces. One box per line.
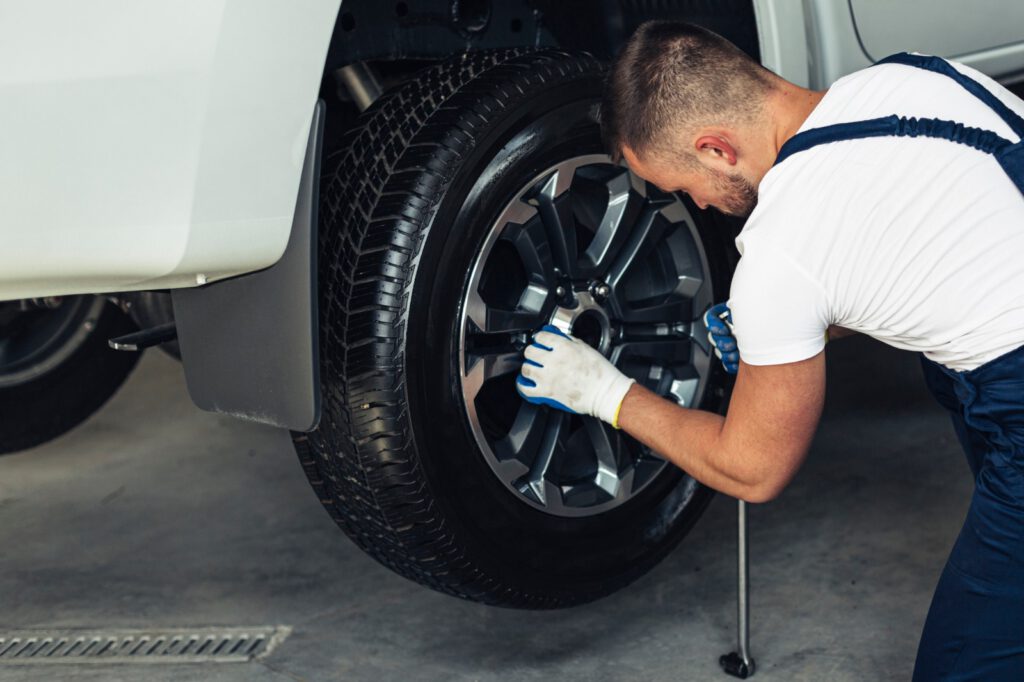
171, 100, 324, 432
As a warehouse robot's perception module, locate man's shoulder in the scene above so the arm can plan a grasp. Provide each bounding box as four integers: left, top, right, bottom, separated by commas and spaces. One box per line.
800, 56, 1024, 139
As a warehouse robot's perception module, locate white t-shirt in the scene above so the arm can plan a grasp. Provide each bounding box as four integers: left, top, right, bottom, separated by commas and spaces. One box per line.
729, 58, 1024, 372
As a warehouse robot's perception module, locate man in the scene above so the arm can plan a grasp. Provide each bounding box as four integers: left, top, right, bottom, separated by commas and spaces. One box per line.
515, 20, 1024, 681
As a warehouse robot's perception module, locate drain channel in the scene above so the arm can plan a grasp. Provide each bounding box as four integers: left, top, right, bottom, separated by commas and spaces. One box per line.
0, 626, 290, 664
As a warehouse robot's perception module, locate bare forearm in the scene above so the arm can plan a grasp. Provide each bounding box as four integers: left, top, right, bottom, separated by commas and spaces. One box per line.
617, 354, 825, 502
616, 383, 765, 500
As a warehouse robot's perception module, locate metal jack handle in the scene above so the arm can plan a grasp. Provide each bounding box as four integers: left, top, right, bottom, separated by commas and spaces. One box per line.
720, 499, 755, 678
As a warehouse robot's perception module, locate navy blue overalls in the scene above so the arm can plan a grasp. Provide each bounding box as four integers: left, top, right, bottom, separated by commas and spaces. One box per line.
775, 53, 1024, 681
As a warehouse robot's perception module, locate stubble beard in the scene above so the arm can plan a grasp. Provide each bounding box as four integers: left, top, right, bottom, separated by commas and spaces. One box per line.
709, 168, 758, 218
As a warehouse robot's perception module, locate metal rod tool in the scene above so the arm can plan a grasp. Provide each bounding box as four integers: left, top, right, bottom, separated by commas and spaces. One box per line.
720, 499, 755, 678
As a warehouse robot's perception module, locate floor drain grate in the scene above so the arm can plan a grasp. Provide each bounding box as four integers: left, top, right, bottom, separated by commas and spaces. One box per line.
0, 626, 290, 664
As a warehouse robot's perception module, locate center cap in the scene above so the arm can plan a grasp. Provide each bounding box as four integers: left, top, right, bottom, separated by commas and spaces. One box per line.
549, 291, 612, 355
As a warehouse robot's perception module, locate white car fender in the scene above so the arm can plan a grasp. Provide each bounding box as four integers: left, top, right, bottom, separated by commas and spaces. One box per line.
0, 0, 341, 301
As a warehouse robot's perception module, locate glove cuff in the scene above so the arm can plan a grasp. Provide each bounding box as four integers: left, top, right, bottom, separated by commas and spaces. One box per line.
594, 373, 637, 428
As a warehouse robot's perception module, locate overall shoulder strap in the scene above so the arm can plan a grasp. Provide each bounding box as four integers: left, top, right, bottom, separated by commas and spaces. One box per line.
772, 53, 1024, 195
774, 115, 1014, 167
877, 52, 1024, 138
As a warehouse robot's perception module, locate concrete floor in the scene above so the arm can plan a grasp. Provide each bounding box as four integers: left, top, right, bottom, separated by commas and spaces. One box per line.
0, 336, 971, 681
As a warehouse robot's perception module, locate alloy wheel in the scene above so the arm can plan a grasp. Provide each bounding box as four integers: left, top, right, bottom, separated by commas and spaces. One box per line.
458, 154, 715, 517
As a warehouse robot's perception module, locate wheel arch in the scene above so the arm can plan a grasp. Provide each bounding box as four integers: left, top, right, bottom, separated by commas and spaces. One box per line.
174, 1, 758, 431
323, 0, 759, 71
317, 1, 760, 148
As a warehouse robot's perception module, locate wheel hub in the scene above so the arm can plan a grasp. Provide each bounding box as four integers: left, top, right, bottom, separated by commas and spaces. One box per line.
458, 154, 715, 517
549, 291, 612, 354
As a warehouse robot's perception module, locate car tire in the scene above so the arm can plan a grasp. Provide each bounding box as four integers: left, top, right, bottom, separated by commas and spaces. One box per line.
293, 50, 738, 608
0, 296, 141, 454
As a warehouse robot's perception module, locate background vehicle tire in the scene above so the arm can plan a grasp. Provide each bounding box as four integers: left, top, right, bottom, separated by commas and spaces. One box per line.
294, 50, 738, 608
0, 296, 140, 454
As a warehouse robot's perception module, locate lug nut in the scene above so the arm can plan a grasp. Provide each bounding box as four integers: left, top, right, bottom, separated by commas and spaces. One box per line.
555, 286, 567, 298
594, 283, 611, 299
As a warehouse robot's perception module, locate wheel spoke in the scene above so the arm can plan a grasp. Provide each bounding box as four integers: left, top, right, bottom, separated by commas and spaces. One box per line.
479, 349, 523, 380
521, 409, 566, 505
613, 466, 636, 502
610, 337, 692, 367
529, 171, 579, 277
603, 214, 671, 324
604, 197, 673, 293
660, 208, 708, 304
669, 327, 713, 408
668, 375, 701, 408
465, 288, 544, 334
692, 324, 714, 360
618, 296, 692, 325
501, 218, 556, 285
578, 168, 634, 279
462, 348, 523, 405
583, 417, 622, 497
494, 401, 548, 464
484, 307, 545, 333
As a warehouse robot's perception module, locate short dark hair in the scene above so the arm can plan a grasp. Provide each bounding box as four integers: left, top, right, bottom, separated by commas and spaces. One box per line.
601, 21, 774, 163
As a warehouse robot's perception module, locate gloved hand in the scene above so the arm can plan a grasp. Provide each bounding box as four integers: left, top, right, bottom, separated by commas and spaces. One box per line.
704, 302, 739, 374
515, 325, 637, 428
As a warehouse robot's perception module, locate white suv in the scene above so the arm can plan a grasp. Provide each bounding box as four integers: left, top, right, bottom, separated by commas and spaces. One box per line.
2, 0, 1022, 608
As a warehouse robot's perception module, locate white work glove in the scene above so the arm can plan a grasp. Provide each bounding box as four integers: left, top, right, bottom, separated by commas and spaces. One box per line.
515, 325, 637, 429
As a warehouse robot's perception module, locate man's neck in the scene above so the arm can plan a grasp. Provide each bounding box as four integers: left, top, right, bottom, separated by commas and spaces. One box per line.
742, 84, 827, 187
773, 84, 828, 155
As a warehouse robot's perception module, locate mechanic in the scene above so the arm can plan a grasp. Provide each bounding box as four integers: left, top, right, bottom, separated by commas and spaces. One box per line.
515, 21, 1024, 681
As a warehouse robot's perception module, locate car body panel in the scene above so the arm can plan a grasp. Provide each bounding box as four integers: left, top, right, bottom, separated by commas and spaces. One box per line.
0, 0, 340, 302
849, 0, 1024, 62
752, 0, 812, 88
754, 0, 1024, 90
2, 0, 1022, 303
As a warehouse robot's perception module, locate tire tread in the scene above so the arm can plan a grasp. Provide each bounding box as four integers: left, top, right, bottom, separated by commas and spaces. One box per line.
294, 50, 617, 607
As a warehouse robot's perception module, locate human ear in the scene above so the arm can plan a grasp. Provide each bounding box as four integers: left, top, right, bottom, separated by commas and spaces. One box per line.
694, 134, 738, 166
